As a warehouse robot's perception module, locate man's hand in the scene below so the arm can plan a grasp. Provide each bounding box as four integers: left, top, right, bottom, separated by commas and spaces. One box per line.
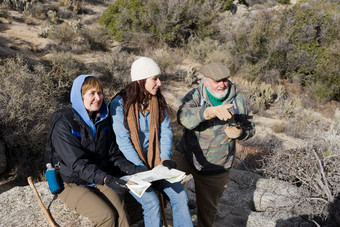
162, 159, 177, 169
105, 176, 129, 194
225, 126, 243, 139
203, 104, 233, 121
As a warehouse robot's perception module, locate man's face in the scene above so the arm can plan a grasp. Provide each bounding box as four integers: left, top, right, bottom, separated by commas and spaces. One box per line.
203, 77, 229, 99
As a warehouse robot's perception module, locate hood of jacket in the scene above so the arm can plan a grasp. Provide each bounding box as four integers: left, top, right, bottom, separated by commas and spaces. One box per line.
70, 74, 108, 138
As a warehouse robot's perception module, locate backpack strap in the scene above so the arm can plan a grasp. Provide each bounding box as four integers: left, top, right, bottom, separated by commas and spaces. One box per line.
44, 108, 78, 169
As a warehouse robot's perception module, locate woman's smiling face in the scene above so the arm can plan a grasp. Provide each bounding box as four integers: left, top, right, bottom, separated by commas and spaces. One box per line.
145, 75, 162, 95
82, 88, 103, 114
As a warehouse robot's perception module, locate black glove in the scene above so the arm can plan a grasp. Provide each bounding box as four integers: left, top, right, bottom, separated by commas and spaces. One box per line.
135, 166, 148, 173
162, 160, 177, 169
105, 176, 129, 194
125, 165, 148, 175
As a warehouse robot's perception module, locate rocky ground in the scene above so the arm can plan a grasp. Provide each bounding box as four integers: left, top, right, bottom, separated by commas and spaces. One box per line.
0, 168, 315, 227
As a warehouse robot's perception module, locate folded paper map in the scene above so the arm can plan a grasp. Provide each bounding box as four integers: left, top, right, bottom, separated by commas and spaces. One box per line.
121, 165, 186, 198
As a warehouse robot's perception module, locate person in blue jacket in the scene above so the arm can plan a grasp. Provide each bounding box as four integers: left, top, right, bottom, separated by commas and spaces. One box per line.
110, 57, 193, 227
53, 75, 144, 226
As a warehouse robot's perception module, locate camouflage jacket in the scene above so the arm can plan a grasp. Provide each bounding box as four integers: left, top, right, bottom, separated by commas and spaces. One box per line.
176, 80, 255, 174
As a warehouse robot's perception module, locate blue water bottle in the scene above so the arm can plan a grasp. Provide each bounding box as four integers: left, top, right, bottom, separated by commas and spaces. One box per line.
45, 163, 63, 194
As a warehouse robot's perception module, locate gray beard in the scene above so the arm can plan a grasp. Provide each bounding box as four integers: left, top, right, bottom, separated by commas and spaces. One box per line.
206, 85, 228, 99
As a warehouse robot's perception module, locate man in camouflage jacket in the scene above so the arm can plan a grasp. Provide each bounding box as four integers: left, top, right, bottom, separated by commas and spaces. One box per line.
173, 62, 255, 227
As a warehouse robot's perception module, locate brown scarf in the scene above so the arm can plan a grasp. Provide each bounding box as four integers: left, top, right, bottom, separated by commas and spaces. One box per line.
127, 95, 161, 169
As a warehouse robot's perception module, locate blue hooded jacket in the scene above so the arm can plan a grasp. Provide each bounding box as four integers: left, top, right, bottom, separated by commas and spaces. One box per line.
70, 74, 108, 138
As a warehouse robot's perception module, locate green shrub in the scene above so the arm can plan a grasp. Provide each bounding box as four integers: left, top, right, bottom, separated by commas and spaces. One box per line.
98, 0, 145, 42
219, 0, 340, 102
99, 0, 220, 47
311, 44, 340, 103
280, 1, 340, 101
275, 0, 290, 4
221, 0, 234, 11
221, 10, 275, 78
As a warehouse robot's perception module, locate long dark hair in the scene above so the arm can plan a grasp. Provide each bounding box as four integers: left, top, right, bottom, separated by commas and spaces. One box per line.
119, 79, 168, 129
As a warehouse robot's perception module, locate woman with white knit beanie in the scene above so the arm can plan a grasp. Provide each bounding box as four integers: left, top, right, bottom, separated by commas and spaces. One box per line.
110, 57, 193, 227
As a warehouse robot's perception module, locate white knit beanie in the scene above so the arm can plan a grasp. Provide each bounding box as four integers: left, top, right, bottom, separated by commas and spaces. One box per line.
131, 57, 161, 82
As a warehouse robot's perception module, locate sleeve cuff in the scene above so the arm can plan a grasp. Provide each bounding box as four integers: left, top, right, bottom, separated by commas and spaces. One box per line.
96, 171, 108, 185
161, 159, 169, 165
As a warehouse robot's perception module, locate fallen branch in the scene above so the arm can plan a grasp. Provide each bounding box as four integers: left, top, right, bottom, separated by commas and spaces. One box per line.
27, 176, 57, 227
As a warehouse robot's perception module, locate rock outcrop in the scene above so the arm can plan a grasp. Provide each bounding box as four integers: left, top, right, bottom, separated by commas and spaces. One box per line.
0, 168, 314, 227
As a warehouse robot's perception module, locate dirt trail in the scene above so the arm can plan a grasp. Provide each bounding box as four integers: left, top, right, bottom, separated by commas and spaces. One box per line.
0, 9, 51, 55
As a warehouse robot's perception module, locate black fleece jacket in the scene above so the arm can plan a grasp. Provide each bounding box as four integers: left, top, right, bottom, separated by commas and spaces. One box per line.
52, 109, 137, 185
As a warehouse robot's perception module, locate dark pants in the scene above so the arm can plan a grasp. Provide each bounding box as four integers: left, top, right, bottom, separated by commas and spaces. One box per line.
172, 150, 229, 227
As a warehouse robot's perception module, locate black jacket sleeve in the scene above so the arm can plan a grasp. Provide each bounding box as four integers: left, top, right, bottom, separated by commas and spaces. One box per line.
107, 133, 145, 175
52, 118, 107, 185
